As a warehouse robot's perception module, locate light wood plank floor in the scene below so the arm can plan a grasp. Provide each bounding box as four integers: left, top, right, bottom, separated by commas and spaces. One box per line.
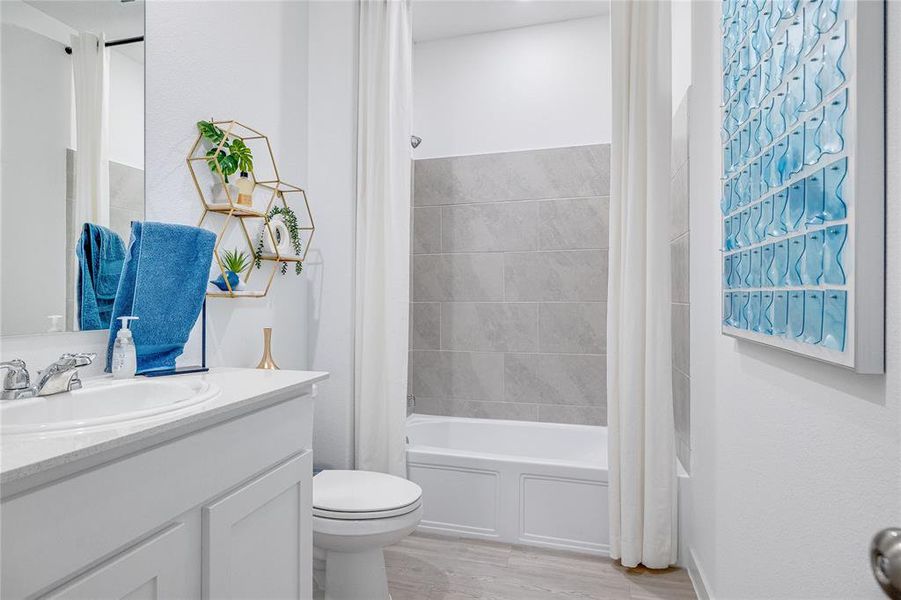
384, 533, 697, 600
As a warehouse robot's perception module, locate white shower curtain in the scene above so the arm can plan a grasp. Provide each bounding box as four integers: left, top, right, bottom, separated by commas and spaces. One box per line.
354, 0, 413, 477
607, 0, 677, 569
71, 32, 109, 228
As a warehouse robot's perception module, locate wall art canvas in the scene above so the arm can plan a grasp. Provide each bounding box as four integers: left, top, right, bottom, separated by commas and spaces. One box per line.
720, 0, 884, 373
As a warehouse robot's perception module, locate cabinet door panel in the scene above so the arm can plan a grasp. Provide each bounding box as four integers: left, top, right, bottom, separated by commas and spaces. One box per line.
203, 451, 312, 600
43, 523, 190, 600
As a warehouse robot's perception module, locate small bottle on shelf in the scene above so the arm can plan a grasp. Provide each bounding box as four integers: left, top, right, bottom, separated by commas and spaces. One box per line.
235, 172, 253, 207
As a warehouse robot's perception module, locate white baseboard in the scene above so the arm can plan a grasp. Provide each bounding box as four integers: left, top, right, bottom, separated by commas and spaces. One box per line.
686, 547, 714, 600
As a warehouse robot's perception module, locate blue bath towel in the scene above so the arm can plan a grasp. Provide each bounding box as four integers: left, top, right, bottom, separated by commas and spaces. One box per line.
106, 221, 216, 374
76, 223, 126, 331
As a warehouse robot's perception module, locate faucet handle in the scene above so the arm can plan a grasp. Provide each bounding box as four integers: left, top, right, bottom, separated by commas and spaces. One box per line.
57, 353, 96, 368
2, 359, 30, 388
1, 359, 30, 390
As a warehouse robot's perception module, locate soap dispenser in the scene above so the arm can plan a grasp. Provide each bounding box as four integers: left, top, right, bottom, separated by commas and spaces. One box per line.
112, 316, 139, 379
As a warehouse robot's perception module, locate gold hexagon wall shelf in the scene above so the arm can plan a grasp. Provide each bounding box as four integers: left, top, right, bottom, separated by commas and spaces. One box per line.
185, 119, 315, 298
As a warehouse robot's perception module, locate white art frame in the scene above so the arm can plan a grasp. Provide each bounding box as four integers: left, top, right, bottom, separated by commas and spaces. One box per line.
719, 0, 884, 374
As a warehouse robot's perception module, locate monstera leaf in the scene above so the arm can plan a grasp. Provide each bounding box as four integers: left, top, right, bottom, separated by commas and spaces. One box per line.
229, 138, 254, 173
197, 120, 226, 145
205, 148, 238, 182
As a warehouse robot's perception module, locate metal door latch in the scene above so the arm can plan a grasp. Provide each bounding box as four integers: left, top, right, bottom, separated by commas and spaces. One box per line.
872, 528, 901, 599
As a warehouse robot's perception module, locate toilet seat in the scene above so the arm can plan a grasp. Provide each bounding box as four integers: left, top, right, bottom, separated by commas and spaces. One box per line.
313, 498, 421, 520
313, 470, 422, 520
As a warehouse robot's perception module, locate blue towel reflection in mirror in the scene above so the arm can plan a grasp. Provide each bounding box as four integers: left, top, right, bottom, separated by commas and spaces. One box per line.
76, 223, 125, 331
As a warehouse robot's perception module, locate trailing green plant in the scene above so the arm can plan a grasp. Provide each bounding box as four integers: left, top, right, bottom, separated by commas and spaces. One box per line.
220, 248, 251, 275
254, 204, 303, 275
196, 120, 254, 183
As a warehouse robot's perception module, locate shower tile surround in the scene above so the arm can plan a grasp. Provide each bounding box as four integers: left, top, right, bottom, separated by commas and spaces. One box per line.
671, 91, 691, 471
410, 145, 610, 425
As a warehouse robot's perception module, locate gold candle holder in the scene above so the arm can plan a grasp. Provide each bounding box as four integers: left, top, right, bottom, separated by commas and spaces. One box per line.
256, 327, 279, 370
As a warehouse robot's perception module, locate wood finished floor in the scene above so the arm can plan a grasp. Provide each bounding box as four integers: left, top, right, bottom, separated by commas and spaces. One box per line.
384, 533, 697, 600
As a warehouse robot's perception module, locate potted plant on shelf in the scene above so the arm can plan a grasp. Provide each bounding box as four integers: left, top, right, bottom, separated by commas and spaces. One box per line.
196, 121, 254, 204
254, 204, 304, 275
211, 248, 251, 292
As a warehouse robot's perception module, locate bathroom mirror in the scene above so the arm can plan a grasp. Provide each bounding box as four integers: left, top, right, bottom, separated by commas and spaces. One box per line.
0, 0, 145, 336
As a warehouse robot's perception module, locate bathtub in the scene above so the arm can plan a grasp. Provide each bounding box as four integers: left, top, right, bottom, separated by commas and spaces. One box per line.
405, 414, 609, 555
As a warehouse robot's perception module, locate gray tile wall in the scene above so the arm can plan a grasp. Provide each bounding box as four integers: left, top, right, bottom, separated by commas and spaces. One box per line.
671, 91, 691, 470
410, 144, 610, 425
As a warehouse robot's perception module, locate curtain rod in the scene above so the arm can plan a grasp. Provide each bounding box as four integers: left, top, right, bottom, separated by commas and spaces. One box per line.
64, 35, 144, 55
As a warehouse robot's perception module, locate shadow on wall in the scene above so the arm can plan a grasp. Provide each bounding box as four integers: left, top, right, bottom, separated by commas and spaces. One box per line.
733, 340, 886, 406
303, 248, 325, 367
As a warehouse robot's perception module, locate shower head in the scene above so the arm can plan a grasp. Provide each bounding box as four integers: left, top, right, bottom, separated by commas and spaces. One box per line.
411, 135, 422, 149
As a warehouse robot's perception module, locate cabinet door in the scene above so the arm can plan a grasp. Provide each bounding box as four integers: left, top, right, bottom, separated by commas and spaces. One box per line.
203, 450, 312, 600
43, 523, 190, 600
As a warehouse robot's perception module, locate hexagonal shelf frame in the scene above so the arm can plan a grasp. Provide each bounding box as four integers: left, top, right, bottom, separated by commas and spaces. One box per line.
253, 182, 316, 266
185, 119, 314, 298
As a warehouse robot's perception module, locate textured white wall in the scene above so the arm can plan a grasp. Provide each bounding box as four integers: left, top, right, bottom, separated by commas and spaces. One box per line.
304, 0, 358, 470
144, 0, 310, 372
413, 16, 610, 159
687, 3, 901, 599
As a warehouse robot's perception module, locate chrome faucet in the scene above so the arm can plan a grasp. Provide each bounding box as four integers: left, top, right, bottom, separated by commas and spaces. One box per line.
0, 359, 32, 400
0, 353, 96, 400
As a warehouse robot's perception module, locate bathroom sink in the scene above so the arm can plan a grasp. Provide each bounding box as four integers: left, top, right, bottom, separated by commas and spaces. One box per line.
0, 377, 220, 435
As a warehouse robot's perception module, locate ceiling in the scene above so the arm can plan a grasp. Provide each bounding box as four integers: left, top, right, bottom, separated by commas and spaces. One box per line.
24, 0, 144, 41
412, 0, 609, 43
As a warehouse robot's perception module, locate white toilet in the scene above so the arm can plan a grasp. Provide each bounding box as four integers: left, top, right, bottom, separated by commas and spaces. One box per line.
312, 470, 423, 600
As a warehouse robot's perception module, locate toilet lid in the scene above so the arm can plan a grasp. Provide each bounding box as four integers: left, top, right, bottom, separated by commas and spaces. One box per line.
313, 470, 422, 514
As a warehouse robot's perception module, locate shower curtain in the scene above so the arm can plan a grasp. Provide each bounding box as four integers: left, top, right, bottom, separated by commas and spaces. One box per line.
71, 32, 110, 228
354, 0, 413, 477
607, 0, 677, 569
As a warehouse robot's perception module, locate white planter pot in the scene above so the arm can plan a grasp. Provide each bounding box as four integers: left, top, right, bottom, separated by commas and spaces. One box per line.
210, 182, 238, 204
265, 216, 293, 256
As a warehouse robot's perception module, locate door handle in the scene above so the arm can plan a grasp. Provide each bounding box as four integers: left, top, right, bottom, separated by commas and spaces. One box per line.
871, 528, 901, 599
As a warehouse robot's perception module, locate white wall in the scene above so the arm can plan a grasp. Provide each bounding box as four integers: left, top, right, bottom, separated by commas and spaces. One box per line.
671, 0, 692, 114
413, 16, 610, 159
144, 0, 310, 373
304, 0, 358, 470
108, 48, 144, 169
686, 3, 901, 599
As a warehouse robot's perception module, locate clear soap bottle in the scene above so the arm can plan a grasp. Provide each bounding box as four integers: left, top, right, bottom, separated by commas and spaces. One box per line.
112, 316, 139, 379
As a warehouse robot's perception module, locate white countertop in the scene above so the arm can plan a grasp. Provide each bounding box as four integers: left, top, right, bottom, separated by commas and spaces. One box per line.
0, 368, 328, 496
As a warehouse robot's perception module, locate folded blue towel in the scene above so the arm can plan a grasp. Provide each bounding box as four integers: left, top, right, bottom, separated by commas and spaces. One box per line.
106, 221, 216, 374
76, 223, 126, 331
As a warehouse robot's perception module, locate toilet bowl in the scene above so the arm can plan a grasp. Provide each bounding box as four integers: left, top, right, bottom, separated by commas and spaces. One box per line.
312, 470, 422, 600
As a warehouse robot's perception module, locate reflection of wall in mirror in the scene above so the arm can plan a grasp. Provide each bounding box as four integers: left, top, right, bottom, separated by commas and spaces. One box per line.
0, 23, 71, 336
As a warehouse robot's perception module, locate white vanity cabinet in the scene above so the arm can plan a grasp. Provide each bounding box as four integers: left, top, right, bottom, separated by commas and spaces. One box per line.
0, 370, 325, 600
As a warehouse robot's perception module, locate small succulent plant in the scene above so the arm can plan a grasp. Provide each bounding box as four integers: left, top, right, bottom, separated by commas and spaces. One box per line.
221, 248, 251, 275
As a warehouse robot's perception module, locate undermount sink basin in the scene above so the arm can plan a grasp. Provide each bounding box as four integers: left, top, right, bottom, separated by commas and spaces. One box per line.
1, 377, 221, 435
